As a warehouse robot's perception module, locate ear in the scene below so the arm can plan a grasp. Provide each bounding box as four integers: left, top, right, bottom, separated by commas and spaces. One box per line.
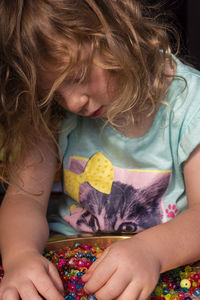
145, 173, 171, 207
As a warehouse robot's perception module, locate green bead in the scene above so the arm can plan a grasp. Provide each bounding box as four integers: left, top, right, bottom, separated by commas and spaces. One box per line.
179, 271, 186, 279
170, 290, 177, 296
185, 265, 192, 273
161, 282, 168, 288
154, 286, 163, 296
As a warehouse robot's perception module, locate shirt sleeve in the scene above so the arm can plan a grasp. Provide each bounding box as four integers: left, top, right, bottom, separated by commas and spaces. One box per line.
178, 98, 200, 165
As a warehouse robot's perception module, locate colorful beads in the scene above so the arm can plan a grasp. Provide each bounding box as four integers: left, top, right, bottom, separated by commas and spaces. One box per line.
1, 243, 200, 299
151, 264, 200, 299
43, 244, 105, 300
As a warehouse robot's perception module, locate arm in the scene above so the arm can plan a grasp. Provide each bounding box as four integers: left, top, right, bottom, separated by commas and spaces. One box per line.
0, 137, 64, 300
83, 144, 200, 300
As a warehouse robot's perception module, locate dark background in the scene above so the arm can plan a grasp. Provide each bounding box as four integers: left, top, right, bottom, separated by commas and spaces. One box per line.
0, 0, 200, 199
164, 0, 200, 70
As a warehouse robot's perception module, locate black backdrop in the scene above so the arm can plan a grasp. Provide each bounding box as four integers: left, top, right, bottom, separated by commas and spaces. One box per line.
164, 0, 200, 70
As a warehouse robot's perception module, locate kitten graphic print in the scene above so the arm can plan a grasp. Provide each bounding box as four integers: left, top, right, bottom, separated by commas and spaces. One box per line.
63, 153, 172, 233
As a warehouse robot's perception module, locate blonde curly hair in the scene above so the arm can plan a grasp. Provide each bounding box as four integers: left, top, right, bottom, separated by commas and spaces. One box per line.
0, 0, 177, 182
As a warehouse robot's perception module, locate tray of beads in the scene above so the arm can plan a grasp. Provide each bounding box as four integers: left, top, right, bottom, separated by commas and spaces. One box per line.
45, 234, 200, 300
1, 234, 200, 300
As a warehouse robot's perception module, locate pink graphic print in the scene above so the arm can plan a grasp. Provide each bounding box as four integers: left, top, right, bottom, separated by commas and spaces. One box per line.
64, 155, 171, 233
165, 204, 178, 218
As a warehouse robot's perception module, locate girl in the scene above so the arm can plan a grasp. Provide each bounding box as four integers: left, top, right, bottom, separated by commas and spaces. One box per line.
1, 0, 200, 299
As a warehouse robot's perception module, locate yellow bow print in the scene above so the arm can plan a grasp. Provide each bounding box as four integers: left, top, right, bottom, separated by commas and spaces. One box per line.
64, 152, 114, 202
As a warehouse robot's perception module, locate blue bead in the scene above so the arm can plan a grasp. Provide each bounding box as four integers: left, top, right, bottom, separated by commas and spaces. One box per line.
76, 283, 84, 290
180, 287, 189, 293
86, 253, 92, 258
163, 288, 169, 295
90, 257, 97, 262
77, 271, 85, 278
75, 251, 84, 258
65, 296, 75, 300
87, 295, 97, 300
193, 289, 200, 296
71, 280, 77, 284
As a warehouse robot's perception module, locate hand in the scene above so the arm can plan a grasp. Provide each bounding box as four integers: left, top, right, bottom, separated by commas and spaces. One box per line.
82, 236, 161, 300
0, 250, 64, 300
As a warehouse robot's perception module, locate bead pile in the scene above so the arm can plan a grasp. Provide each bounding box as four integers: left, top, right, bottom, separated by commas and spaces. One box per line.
1, 242, 200, 300
151, 264, 200, 300
44, 243, 104, 300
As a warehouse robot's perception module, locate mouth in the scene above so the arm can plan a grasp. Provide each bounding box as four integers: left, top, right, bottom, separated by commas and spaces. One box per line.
89, 106, 104, 118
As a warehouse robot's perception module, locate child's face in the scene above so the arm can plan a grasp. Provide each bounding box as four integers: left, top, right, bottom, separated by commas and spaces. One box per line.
55, 62, 114, 118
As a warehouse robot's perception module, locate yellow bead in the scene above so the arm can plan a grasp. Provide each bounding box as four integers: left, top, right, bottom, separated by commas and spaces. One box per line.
164, 294, 171, 300
180, 278, 191, 289
192, 281, 197, 287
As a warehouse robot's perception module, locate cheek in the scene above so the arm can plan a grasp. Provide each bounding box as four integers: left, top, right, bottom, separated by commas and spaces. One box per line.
54, 92, 69, 110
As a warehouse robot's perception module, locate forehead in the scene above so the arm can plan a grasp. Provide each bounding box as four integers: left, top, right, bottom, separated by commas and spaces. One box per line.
39, 48, 108, 90
38, 46, 92, 86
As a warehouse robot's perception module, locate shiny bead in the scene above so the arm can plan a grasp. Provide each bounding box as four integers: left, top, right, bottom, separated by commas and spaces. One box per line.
180, 287, 189, 293
193, 273, 200, 281
161, 282, 168, 288
179, 271, 186, 279
163, 288, 170, 295
178, 291, 185, 299
172, 283, 179, 290
193, 288, 200, 296
164, 294, 171, 300
169, 290, 177, 296
87, 295, 97, 300
90, 256, 97, 262
75, 252, 84, 258
180, 279, 191, 289
192, 281, 197, 287
170, 296, 179, 300
154, 285, 163, 296
81, 244, 92, 250
76, 259, 86, 267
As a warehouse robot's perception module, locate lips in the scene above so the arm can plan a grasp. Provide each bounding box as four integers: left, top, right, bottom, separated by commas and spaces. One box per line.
89, 106, 104, 118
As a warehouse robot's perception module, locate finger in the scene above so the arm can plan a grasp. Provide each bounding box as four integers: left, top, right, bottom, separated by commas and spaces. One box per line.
94, 270, 130, 300
20, 280, 43, 300
115, 281, 142, 300
82, 248, 110, 281
33, 273, 64, 300
48, 263, 64, 294
84, 256, 117, 295
0, 287, 19, 300
137, 287, 154, 300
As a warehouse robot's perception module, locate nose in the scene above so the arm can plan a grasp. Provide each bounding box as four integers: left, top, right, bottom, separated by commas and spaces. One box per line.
63, 93, 89, 114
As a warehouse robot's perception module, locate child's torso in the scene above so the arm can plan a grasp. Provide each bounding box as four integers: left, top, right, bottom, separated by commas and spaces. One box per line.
56, 58, 200, 235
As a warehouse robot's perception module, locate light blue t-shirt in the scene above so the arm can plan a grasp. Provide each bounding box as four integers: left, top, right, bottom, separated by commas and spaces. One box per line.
49, 58, 200, 235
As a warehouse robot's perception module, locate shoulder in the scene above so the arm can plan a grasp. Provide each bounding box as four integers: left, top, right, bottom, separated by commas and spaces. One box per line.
165, 57, 200, 116
172, 57, 200, 95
